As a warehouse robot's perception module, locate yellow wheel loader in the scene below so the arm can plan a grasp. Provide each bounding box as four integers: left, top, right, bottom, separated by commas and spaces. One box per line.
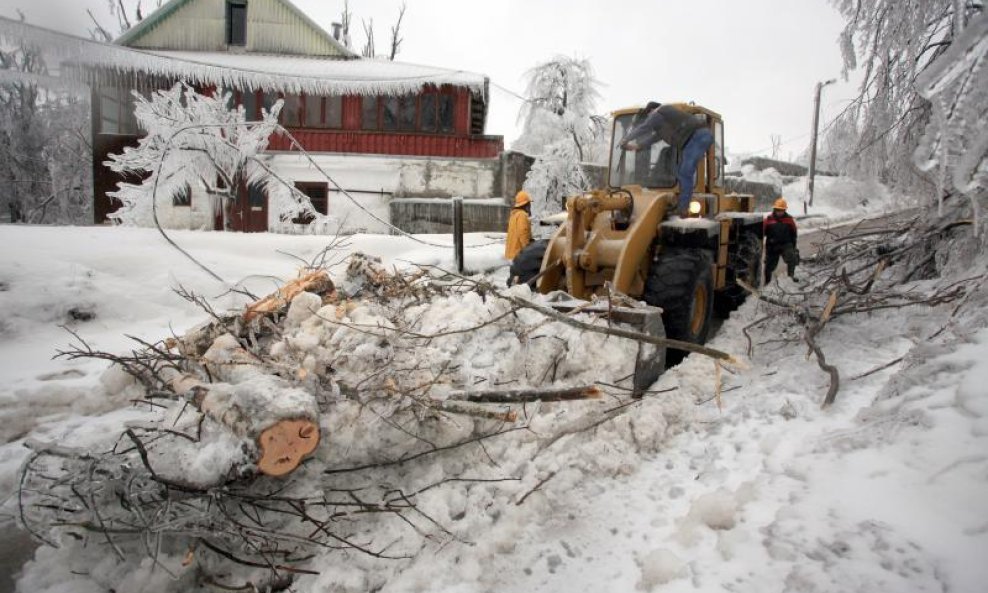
509, 104, 764, 370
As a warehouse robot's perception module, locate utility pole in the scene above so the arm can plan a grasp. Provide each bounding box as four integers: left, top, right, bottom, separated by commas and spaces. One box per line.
806, 78, 836, 214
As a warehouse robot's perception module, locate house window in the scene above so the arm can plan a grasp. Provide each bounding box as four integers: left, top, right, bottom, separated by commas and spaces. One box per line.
361, 96, 379, 130
421, 94, 436, 132
226, 1, 247, 46
399, 95, 416, 131
292, 182, 329, 224
99, 88, 139, 135
438, 94, 454, 133
325, 96, 342, 128
262, 91, 280, 116
382, 96, 399, 131
360, 91, 456, 133
248, 183, 266, 208
282, 95, 302, 127
173, 184, 192, 207
303, 95, 342, 129
241, 90, 258, 120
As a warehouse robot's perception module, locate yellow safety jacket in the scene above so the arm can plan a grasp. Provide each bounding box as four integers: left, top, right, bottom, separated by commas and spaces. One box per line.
504, 208, 532, 260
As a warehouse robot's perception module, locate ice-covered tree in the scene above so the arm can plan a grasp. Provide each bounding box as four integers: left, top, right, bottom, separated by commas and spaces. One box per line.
88, 0, 162, 41
0, 40, 91, 224
513, 56, 606, 222
818, 110, 860, 175
913, 11, 988, 231
105, 83, 299, 230
830, 0, 983, 191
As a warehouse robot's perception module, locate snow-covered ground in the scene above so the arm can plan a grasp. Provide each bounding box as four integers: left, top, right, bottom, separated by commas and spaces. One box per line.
1, 194, 986, 592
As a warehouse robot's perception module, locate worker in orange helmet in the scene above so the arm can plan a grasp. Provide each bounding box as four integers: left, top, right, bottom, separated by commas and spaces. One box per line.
505, 190, 533, 260
763, 197, 800, 284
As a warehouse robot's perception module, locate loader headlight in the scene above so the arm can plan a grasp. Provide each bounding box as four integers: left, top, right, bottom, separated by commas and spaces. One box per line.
688, 200, 702, 215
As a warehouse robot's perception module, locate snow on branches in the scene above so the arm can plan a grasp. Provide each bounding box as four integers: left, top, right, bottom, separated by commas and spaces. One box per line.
913, 11, 988, 232
829, 0, 985, 198
105, 83, 299, 229
20, 251, 703, 590
514, 56, 606, 225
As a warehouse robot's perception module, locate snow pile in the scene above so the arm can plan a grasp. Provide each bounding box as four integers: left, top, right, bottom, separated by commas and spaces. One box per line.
3, 239, 701, 592
738, 163, 785, 192
782, 174, 903, 221
734, 161, 906, 225
2, 219, 987, 592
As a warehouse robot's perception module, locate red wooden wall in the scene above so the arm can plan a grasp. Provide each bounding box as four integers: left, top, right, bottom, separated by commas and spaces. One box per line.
268, 131, 503, 158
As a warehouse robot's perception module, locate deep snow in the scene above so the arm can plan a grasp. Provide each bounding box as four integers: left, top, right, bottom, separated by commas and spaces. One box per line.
1, 194, 986, 592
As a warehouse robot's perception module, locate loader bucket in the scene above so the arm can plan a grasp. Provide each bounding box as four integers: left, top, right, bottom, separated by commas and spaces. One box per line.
542, 294, 666, 397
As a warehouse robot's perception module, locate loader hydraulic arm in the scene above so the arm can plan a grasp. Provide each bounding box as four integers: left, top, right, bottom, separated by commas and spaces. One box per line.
564, 190, 633, 296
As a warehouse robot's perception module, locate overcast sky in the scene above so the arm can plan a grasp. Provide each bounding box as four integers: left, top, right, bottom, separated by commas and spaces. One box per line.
1, 0, 860, 158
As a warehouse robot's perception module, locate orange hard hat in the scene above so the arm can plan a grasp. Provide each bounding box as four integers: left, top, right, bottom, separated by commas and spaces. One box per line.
773, 197, 788, 210
514, 190, 532, 207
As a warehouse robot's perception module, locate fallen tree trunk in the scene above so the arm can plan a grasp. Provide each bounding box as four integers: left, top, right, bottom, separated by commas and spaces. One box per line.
161, 333, 320, 477
243, 269, 335, 323
446, 385, 602, 404
167, 271, 336, 359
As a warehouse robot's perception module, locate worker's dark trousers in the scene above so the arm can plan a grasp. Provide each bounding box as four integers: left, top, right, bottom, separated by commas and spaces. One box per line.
765, 243, 798, 283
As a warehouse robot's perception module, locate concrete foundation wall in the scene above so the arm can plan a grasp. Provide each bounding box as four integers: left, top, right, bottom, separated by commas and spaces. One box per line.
390, 198, 510, 234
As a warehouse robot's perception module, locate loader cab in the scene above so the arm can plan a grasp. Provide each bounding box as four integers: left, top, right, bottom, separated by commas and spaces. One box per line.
609, 104, 726, 196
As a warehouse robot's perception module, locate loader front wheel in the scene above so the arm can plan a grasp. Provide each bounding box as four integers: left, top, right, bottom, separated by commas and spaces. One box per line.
508, 239, 549, 287
643, 249, 715, 365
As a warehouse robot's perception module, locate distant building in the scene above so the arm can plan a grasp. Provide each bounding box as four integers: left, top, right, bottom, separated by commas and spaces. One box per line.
5, 0, 515, 233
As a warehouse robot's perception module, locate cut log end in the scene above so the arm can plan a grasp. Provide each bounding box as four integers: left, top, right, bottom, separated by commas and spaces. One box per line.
256, 419, 321, 477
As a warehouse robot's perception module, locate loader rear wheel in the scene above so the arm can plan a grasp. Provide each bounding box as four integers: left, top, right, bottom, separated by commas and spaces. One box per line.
508, 239, 549, 287
643, 249, 715, 365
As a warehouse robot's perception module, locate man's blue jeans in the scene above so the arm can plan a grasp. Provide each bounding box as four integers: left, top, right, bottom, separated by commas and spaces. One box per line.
677, 127, 714, 213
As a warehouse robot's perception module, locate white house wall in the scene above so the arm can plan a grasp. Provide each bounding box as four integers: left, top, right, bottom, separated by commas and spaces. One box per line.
144, 152, 503, 234
267, 153, 502, 235
152, 188, 218, 231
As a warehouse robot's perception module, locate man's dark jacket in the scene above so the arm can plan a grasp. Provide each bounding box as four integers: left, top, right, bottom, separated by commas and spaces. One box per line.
763, 211, 798, 249
623, 105, 704, 150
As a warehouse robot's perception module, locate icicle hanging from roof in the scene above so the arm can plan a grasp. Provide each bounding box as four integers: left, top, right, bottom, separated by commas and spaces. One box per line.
0, 16, 488, 97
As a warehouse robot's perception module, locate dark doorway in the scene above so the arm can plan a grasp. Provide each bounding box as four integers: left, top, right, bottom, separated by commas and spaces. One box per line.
93, 134, 141, 223
226, 182, 268, 232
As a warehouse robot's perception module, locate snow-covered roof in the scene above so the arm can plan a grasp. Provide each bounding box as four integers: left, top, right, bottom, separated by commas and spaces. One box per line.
141, 50, 490, 95
0, 17, 488, 97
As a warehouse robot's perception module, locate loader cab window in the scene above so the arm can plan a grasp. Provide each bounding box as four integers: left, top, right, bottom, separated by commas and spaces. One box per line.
609, 113, 678, 189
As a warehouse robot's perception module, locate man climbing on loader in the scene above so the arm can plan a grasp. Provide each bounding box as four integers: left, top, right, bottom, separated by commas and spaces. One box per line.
618, 101, 715, 218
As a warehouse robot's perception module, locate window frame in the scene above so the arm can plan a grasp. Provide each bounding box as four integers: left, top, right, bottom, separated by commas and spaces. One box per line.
98, 87, 139, 135
359, 87, 456, 134
172, 183, 192, 207
226, 0, 248, 47
292, 181, 329, 224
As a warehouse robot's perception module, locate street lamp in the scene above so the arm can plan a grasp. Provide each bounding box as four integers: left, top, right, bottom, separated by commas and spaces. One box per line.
805, 78, 836, 214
